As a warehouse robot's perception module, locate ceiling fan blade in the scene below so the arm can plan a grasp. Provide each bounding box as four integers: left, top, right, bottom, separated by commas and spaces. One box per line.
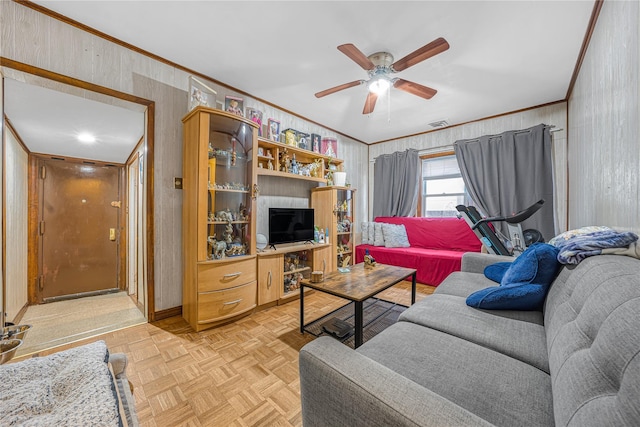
391, 37, 450, 72
362, 92, 378, 114
393, 78, 437, 99
337, 44, 376, 71
315, 80, 364, 98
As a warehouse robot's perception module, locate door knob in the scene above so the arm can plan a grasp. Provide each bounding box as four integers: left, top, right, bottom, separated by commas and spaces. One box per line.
109, 228, 116, 241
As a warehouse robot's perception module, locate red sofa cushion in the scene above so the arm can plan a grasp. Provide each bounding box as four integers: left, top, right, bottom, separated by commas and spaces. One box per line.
374, 217, 481, 252
355, 245, 467, 287
355, 217, 482, 286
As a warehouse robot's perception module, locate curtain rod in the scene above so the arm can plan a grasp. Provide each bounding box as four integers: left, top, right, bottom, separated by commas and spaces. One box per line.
370, 125, 564, 162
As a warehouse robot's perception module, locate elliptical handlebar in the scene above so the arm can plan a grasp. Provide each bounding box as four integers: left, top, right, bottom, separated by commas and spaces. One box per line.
471, 199, 544, 230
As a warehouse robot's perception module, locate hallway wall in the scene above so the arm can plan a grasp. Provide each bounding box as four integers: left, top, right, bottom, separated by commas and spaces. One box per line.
4, 125, 28, 322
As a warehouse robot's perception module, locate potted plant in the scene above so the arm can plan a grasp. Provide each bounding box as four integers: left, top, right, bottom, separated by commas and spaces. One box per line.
333, 164, 347, 187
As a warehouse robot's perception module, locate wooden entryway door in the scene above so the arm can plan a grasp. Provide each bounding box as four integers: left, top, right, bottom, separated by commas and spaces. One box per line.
38, 158, 122, 302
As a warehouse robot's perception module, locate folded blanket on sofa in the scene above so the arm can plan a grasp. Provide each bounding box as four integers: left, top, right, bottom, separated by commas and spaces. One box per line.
0, 340, 122, 426
549, 227, 638, 264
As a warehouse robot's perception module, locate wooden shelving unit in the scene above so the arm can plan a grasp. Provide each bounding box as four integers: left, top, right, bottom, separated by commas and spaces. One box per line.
256, 137, 342, 184
311, 186, 356, 271
182, 106, 259, 332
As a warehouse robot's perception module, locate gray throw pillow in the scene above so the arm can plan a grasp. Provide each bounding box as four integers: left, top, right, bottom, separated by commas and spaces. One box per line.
382, 223, 411, 248
361, 222, 370, 245
373, 223, 385, 246
368, 221, 376, 244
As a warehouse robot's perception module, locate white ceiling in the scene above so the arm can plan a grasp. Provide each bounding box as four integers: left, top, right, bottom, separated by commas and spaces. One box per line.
14, 1, 594, 150
4, 78, 145, 163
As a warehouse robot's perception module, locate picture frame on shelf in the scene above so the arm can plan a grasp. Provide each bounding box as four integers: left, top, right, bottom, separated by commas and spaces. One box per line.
297, 132, 310, 150
284, 128, 298, 147
267, 119, 280, 142
311, 134, 321, 153
225, 95, 244, 117
321, 137, 338, 158
188, 76, 217, 111
246, 107, 263, 136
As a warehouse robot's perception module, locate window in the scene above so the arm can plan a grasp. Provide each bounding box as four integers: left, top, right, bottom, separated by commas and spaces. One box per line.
421, 154, 472, 217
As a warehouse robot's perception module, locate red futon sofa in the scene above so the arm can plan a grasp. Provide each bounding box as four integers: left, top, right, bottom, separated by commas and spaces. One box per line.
355, 216, 482, 286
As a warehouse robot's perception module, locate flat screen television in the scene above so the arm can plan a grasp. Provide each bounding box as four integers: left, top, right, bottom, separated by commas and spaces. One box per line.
268, 207, 314, 246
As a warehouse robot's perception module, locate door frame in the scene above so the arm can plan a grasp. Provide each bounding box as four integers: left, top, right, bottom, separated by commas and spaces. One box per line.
1, 58, 156, 321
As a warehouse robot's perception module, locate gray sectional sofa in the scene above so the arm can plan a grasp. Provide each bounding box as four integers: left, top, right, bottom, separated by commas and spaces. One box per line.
299, 253, 640, 426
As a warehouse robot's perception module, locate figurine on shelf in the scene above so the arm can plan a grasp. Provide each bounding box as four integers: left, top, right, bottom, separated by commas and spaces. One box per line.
280, 149, 291, 173
291, 154, 299, 175
267, 159, 274, 170
208, 235, 227, 260
341, 255, 352, 268
224, 222, 234, 245
238, 203, 247, 221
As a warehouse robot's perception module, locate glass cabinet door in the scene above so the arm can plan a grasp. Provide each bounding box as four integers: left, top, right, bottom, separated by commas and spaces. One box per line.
206, 114, 254, 260
336, 189, 354, 268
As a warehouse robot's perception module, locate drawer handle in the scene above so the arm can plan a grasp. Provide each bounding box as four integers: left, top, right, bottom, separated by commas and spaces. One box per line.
223, 299, 242, 305
223, 272, 242, 279
267, 271, 272, 288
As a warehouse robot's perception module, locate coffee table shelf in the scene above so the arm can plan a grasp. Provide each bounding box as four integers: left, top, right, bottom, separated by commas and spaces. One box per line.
302, 297, 407, 348
300, 263, 417, 348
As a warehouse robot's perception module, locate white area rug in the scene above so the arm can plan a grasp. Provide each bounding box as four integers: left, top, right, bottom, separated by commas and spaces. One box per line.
16, 292, 146, 357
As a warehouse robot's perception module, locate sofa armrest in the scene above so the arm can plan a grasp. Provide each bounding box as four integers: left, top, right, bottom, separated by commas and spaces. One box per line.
299, 337, 493, 427
461, 252, 514, 274
109, 353, 139, 427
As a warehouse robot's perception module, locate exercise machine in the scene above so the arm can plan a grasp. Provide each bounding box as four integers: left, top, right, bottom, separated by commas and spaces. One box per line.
456, 199, 545, 256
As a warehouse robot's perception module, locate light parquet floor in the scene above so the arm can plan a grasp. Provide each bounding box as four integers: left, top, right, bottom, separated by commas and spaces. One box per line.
13, 282, 435, 427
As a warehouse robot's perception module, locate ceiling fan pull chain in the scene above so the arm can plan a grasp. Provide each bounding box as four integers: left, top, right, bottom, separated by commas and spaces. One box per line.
387, 85, 392, 123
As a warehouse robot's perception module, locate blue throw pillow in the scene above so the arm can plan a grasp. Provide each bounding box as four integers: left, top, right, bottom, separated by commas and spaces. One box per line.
484, 262, 512, 283
467, 243, 561, 310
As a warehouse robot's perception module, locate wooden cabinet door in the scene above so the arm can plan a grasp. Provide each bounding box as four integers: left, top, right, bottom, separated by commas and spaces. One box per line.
313, 246, 333, 274
258, 255, 282, 305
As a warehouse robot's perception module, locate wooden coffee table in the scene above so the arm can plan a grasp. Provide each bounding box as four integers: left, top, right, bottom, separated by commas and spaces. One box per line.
300, 263, 417, 348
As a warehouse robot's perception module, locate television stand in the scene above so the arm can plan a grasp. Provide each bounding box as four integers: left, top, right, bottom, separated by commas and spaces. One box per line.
257, 242, 332, 306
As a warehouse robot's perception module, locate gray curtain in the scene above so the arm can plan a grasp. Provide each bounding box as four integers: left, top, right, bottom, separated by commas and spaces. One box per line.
373, 149, 420, 217
453, 123, 555, 241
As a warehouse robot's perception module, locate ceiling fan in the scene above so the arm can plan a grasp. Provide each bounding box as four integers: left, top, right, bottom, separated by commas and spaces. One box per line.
315, 38, 450, 114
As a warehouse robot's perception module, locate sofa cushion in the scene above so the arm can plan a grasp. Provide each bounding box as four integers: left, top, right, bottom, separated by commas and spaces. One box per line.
399, 294, 549, 372
375, 216, 481, 252
355, 245, 468, 286
361, 222, 370, 245
466, 243, 560, 310
357, 321, 554, 427
373, 223, 385, 246
367, 221, 375, 244
437, 272, 546, 324
544, 255, 640, 426
382, 223, 410, 248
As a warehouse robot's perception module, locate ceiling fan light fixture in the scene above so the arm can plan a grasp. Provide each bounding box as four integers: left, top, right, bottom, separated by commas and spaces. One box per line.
368, 76, 390, 95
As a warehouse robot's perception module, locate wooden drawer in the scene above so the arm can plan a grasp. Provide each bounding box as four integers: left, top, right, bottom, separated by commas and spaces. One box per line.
198, 258, 257, 292
197, 281, 256, 324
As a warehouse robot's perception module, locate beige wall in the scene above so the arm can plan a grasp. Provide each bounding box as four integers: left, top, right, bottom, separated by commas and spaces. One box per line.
568, 0, 640, 233
368, 103, 568, 233
4, 126, 29, 322
0, 1, 368, 311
